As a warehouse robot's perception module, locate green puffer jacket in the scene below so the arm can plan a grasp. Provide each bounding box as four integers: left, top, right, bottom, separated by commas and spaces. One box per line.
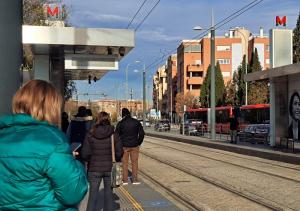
0, 114, 88, 210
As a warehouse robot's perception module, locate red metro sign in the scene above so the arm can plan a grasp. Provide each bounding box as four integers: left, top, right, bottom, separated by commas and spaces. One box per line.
276, 16, 287, 26
44, 3, 62, 20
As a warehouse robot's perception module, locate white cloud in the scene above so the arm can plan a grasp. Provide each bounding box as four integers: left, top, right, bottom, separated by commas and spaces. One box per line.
137, 28, 183, 42
73, 10, 130, 24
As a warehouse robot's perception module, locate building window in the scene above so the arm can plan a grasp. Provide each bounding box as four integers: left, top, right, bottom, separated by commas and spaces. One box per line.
217, 46, 230, 51
222, 72, 230, 77
191, 72, 203, 77
266, 59, 270, 64
195, 60, 202, 65
184, 45, 201, 53
266, 45, 270, 52
192, 85, 201, 90
217, 58, 230, 64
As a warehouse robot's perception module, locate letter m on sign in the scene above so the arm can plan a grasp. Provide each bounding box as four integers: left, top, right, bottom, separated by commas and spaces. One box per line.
47, 5, 59, 17
276, 16, 286, 26
44, 4, 61, 20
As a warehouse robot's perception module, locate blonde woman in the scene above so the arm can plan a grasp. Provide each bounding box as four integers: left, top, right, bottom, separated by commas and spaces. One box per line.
0, 80, 88, 210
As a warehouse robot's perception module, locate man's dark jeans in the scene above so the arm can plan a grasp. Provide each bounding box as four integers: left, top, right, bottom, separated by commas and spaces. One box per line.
87, 172, 112, 211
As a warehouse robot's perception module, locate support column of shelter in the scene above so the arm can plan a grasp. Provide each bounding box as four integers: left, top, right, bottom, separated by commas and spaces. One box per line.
50, 46, 65, 99
0, 1, 22, 114
33, 55, 50, 81
269, 80, 276, 147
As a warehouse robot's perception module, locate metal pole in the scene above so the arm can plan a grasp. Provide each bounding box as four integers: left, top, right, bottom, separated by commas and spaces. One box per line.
125, 63, 130, 108
235, 30, 248, 105
0, 0, 22, 115
143, 64, 146, 128
210, 10, 216, 140
245, 54, 248, 105
170, 80, 173, 125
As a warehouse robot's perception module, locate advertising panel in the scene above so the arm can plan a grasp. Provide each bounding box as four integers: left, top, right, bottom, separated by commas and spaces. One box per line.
288, 75, 300, 140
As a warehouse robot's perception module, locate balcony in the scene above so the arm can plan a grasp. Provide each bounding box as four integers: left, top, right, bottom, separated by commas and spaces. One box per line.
187, 77, 203, 85
187, 64, 204, 72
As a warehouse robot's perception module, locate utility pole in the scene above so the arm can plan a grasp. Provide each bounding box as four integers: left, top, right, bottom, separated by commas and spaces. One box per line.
142, 65, 146, 128
210, 9, 216, 140
130, 88, 133, 100
170, 79, 173, 124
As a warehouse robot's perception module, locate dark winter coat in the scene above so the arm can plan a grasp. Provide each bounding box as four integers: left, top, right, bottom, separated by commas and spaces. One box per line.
0, 114, 88, 211
230, 117, 239, 130
66, 116, 94, 144
116, 116, 145, 147
81, 125, 123, 172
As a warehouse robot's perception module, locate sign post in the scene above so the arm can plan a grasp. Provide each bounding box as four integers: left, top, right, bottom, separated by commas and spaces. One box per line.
182, 105, 186, 135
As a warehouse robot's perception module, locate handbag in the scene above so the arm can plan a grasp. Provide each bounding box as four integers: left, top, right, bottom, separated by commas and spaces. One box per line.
110, 134, 123, 188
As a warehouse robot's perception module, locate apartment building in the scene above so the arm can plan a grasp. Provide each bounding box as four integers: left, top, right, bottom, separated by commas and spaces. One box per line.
152, 27, 270, 120
153, 65, 167, 114
248, 28, 270, 70
177, 27, 270, 98
166, 54, 177, 116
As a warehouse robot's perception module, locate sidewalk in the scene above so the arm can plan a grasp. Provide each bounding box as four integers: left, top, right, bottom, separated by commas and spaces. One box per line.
78, 175, 180, 211
145, 129, 300, 165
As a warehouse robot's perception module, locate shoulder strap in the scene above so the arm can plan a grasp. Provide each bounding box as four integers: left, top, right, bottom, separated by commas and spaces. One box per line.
111, 134, 116, 163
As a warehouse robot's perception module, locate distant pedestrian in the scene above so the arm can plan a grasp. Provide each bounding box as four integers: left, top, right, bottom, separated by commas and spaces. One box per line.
81, 111, 123, 211
67, 106, 93, 161
116, 108, 145, 185
86, 108, 94, 130
0, 80, 88, 210
61, 111, 69, 133
229, 114, 239, 144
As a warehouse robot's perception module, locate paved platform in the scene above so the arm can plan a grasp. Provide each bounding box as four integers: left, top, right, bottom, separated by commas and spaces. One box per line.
79, 177, 179, 211
145, 129, 300, 165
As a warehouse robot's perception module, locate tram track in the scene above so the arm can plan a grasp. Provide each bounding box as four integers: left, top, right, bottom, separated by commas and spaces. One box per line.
146, 135, 300, 171
138, 137, 300, 211
145, 132, 300, 165
140, 151, 286, 211
145, 137, 300, 184
138, 168, 204, 211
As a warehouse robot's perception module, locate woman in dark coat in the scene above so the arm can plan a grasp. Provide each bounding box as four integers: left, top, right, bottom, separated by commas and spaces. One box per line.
81, 111, 123, 211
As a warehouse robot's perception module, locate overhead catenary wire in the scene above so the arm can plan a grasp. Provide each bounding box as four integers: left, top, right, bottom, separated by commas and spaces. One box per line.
134, 0, 161, 31
146, 0, 263, 71
127, 0, 148, 29
144, 0, 264, 72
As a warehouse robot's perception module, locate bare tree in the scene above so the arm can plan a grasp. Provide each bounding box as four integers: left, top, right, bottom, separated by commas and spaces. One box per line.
175, 92, 198, 118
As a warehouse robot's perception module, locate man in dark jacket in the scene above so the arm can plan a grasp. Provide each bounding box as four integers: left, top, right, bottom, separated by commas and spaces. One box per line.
66, 106, 94, 160
229, 114, 239, 144
116, 108, 145, 185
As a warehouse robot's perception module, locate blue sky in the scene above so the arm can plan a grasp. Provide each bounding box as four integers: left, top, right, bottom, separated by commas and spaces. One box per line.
63, 0, 299, 102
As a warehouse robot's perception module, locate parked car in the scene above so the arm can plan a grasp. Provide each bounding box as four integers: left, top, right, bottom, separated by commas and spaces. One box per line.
180, 119, 203, 136
242, 124, 270, 144
154, 120, 170, 132
139, 119, 151, 127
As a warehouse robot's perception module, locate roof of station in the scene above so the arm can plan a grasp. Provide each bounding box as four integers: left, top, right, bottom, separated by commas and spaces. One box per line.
23, 25, 135, 80
244, 63, 300, 82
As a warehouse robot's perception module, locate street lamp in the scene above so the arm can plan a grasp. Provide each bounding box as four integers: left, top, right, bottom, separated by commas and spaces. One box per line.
134, 60, 146, 128
233, 29, 248, 105
193, 13, 216, 140
125, 63, 132, 102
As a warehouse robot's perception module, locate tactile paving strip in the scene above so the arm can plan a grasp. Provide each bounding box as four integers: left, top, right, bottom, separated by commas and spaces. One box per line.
115, 187, 142, 210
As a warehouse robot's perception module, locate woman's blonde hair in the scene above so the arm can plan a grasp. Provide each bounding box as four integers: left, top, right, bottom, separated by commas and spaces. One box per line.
12, 79, 62, 126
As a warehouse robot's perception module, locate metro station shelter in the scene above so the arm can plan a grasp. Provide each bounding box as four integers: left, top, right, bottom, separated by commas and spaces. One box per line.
0, 2, 134, 114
